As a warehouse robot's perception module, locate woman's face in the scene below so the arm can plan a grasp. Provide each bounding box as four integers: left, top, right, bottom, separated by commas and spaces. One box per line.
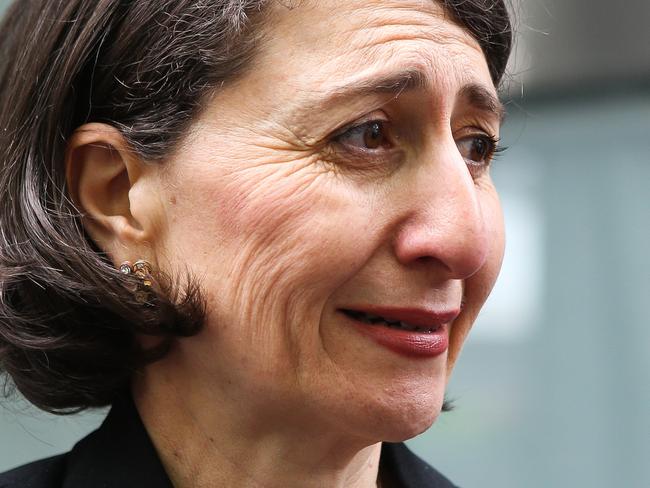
148, 0, 505, 441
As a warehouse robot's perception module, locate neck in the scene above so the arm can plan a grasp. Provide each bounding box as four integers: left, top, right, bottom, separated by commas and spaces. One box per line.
131, 359, 383, 488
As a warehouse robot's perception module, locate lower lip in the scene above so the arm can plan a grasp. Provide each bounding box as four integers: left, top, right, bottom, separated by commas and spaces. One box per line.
341, 313, 449, 358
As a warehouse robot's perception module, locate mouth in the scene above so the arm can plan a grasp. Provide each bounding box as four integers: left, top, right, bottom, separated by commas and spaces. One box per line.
338, 306, 458, 358
341, 309, 440, 333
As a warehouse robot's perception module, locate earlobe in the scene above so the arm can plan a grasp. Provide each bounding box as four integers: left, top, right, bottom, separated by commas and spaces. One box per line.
65, 123, 149, 259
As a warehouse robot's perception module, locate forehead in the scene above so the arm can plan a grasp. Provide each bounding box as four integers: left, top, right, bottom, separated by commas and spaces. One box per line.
259, 0, 493, 94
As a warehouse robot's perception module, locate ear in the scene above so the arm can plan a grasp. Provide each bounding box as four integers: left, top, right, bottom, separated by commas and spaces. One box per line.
65, 123, 156, 264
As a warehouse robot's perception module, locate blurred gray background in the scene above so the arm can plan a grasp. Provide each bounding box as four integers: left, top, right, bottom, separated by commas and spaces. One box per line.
1, 0, 649, 487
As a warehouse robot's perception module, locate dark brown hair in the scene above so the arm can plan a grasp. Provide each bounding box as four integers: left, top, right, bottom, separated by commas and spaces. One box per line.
0, 0, 512, 413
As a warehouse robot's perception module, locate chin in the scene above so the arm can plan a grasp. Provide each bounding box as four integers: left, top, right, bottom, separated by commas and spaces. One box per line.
380, 402, 442, 442
343, 386, 445, 444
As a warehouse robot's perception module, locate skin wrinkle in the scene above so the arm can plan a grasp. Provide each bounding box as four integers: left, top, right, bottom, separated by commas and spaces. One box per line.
221, 167, 337, 361
219, 161, 329, 238
184, 108, 316, 159
220, 165, 385, 431
119, 1, 507, 487
268, 41, 486, 153
279, 44, 497, 146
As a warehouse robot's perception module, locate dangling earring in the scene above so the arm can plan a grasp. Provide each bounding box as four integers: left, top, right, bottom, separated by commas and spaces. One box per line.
119, 259, 154, 304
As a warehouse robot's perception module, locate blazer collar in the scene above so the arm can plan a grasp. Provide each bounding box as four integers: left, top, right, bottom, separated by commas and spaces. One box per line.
63, 393, 173, 488
61, 394, 454, 487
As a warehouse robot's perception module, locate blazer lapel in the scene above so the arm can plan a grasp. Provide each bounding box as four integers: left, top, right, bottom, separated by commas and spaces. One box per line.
62, 393, 173, 488
379, 442, 458, 487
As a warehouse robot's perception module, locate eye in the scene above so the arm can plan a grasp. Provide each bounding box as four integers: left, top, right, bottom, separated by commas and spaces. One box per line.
334, 120, 393, 151
456, 134, 500, 168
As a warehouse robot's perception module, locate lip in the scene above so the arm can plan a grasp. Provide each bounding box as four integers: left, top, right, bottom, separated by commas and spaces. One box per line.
350, 306, 460, 329
339, 306, 460, 358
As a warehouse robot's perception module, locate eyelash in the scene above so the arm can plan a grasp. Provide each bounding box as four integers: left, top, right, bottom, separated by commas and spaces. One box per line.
456, 132, 505, 171
332, 119, 393, 152
330, 118, 506, 174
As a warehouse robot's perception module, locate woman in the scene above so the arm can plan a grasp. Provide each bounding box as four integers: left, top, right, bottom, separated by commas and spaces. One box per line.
0, 0, 512, 486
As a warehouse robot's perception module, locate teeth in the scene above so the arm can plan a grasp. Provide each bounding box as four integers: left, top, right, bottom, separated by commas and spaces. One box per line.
398, 321, 419, 331
345, 310, 437, 333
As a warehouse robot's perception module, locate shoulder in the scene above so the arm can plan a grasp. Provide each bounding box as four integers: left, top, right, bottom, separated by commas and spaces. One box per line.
0, 454, 67, 488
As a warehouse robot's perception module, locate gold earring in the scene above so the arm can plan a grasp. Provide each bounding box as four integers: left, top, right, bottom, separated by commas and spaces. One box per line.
119, 259, 153, 304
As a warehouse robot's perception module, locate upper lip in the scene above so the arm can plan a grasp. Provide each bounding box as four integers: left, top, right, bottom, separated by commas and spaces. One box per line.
341, 306, 461, 328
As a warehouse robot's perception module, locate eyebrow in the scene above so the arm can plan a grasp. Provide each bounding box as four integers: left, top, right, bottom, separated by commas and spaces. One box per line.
457, 83, 507, 123
311, 68, 430, 115
327, 68, 431, 98
308, 67, 506, 123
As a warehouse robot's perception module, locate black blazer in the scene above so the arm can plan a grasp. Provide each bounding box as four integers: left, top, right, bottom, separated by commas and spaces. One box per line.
0, 395, 457, 487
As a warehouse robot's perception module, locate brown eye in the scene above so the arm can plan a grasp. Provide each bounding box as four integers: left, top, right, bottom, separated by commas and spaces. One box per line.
363, 121, 386, 149
335, 120, 392, 151
456, 135, 498, 166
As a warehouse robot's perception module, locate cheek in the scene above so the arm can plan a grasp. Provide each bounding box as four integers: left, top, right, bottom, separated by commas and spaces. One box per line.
161, 157, 376, 340
447, 189, 505, 373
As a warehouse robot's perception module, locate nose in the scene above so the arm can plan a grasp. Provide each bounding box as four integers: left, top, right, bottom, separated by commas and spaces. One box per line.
393, 140, 489, 280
